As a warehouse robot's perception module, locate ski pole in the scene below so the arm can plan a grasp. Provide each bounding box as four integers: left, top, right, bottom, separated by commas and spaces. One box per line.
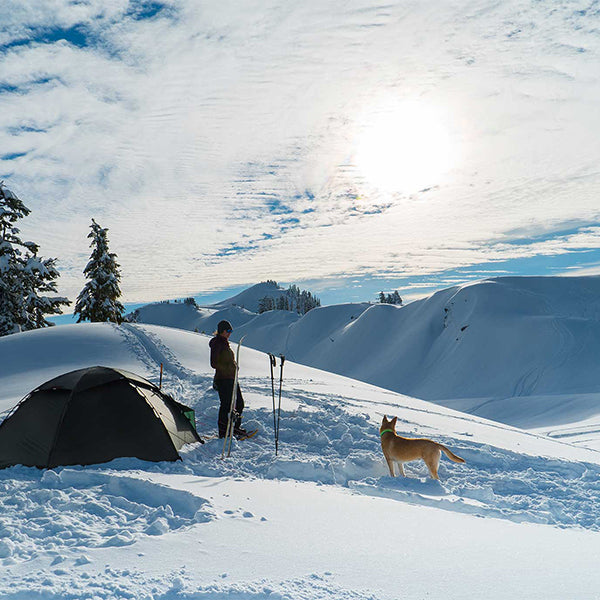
159, 363, 163, 389
269, 353, 277, 454
222, 336, 246, 459
276, 354, 285, 456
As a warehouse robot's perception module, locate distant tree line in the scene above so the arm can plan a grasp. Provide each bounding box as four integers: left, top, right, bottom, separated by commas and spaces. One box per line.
153, 297, 197, 306
377, 290, 403, 305
258, 282, 321, 315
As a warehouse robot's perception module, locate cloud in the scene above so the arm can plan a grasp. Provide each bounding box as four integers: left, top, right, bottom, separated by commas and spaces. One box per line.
561, 263, 600, 277
2, 1, 600, 303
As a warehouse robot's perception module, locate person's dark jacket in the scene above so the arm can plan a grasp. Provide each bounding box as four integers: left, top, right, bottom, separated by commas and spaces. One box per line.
209, 335, 236, 379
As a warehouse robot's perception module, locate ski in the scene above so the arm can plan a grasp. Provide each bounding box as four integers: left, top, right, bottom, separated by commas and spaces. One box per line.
221, 335, 246, 459
235, 428, 258, 441
203, 429, 258, 442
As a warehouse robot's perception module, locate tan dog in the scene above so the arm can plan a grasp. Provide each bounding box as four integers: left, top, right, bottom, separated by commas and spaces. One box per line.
380, 416, 465, 480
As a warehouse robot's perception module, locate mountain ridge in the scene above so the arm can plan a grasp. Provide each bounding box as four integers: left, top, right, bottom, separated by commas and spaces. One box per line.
124, 276, 600, 421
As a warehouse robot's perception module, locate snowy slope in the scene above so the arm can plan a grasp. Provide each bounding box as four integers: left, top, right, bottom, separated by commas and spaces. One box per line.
209, 281, 289, 313
236, 276, 600, 402
128, 302, 259, 335
128, 276, 600, 401
127, 276, 600, 447
1, 323, 600, 598
127, 282, 295, 336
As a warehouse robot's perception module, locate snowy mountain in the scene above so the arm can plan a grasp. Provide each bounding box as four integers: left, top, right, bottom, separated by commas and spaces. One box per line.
126, 276, 600, 445
127, 301, 259, 335
126, 281, 293, 334
209, 281, 289, 313
1, 322, 600, 598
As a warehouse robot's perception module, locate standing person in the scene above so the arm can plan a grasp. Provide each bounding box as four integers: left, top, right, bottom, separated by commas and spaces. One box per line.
209, 320, 247, 439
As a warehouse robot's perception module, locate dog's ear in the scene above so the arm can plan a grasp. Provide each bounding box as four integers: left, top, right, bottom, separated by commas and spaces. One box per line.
391, 416, 398, 427
381, 415, 388, 424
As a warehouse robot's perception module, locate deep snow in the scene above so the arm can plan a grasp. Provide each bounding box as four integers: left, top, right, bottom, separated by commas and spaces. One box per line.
129, 276, 600, 450
1, 320, 600, 598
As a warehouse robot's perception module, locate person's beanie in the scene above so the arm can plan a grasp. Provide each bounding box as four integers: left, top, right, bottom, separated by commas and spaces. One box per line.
217, 320, 232, 334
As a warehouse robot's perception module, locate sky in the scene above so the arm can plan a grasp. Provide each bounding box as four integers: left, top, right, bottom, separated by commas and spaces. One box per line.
2, 0, 600, 308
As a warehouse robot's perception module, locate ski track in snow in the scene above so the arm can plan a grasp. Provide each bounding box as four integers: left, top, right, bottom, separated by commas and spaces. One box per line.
118, 324, 207, 386
4, 324, 600, 598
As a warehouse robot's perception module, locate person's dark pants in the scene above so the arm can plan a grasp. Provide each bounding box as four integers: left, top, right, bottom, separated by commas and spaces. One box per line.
215, 378, 244, 437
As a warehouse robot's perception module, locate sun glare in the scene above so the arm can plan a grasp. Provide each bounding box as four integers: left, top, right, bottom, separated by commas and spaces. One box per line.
355, 100, 456, 194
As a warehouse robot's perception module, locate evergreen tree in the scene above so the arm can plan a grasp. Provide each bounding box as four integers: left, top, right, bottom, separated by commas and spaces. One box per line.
390, 291, 403, 305
74, 219, 124, 323
0, 182, 69, 336
377, 290, 403, 305
257, 283, 320, 315
276, 295, 288, 311
258, 296, 276, 313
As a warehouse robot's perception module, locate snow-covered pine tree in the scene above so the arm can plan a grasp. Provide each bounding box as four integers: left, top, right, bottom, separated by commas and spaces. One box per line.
257, 283, 320, 315
276, 295, 289, 311
389, 291, 402, 305
74, 219, 124, 323
258, 296, 276, 313
0, 182, 70, 336
377, 290, 403, 305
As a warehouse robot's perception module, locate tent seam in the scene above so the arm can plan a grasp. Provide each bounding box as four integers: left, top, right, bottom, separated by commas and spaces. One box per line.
138, 384, 182, 461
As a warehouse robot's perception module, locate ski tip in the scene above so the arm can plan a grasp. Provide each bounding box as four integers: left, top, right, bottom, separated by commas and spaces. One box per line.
236, 428, 258, 441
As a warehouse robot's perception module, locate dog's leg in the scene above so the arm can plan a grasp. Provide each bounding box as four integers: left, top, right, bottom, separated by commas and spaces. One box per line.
397, 462, 405, 477
424, 451, 441, 480
385, 456, 395, 477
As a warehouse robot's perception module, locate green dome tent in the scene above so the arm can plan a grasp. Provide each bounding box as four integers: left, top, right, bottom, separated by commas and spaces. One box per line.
0, 366, 203, 469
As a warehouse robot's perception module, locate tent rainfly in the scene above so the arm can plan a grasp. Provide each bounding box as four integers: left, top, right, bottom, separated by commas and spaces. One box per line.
0, 366, 203, 469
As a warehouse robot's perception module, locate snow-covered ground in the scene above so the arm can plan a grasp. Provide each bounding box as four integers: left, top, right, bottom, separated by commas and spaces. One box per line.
130, 276, 600, 451
1, 321, 600, 598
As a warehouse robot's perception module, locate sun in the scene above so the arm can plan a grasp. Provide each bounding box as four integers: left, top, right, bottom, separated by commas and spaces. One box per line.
355, 100, 456, 194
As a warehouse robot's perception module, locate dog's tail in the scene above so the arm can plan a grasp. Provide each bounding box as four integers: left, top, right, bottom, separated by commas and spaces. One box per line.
438, 444, 465, 463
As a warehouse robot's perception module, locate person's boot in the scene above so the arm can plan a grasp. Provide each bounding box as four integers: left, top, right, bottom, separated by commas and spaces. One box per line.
233, 413, 247, 438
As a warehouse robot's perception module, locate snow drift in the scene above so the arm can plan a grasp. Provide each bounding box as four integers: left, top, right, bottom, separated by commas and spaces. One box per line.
128, 276, 600, 433
1, 321, 600, 598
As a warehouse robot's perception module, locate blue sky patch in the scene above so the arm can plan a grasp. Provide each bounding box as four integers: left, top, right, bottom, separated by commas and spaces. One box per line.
1, 152, 28, 161
0, 83, 20, 94
6, 125, 48, 135
125, 2, 175, 21
500, 224, 597, 246
0, 26, 91, 51
298, 247, 600, 306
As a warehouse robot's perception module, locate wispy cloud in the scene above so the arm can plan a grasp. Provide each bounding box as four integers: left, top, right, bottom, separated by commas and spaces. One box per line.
2, 1, 600, 303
